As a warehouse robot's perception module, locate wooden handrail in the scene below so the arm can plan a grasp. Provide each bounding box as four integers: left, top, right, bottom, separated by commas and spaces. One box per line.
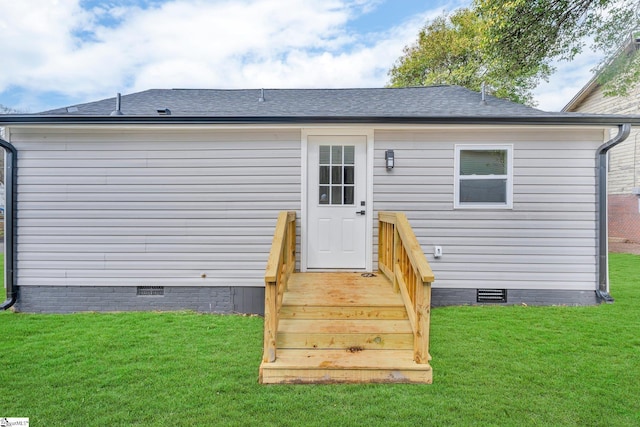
263, 211, 296, 363
378, 212, 434, 364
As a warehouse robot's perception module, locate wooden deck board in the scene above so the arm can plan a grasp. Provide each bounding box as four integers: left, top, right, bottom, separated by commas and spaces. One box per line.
259, 367, 432, 384
277, 332, 413, 350
279, 305, 408, 320
264, 349, 430, 370
278, 319, 412, 334
283, 272, 403, 307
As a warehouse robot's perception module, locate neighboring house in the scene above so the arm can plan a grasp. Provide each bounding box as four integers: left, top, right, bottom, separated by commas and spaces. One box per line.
564, 35, 640, 243
0, 86, 638, 314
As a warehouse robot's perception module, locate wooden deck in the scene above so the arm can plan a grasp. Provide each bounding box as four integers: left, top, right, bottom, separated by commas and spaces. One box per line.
259, 272, 432, 384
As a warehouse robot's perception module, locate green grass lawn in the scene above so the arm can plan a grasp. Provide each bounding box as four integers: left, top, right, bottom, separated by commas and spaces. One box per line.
0, 253, 639, 426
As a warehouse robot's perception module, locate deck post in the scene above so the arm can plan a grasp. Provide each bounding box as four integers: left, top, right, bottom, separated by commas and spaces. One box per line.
263, 282, 277, 363
423, 280, 432, 362
414, 274, 429, 364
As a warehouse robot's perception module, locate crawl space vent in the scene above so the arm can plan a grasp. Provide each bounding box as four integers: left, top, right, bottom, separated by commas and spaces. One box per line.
477, 289, 507, 303
137, 286, 165, 296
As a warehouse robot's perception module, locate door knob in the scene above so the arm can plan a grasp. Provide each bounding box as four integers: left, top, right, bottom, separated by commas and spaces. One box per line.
356, 210, 365, 215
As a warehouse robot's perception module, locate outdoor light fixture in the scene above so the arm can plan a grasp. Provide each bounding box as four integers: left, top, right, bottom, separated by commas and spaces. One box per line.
385, 149, 395, 170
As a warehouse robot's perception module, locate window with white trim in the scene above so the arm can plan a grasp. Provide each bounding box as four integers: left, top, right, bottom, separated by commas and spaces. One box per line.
454, 145, 513, 209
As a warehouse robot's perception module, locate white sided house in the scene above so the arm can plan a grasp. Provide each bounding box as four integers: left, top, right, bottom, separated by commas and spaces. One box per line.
1, 86, 638, 314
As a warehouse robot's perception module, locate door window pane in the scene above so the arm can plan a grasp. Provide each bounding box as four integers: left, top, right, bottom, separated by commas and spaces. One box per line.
319, 166, 330, 184
319, 146, 330, 164
344, 186, 354, 205
319, 187, 329, 204
331, 186, 342, 205
332, 146, 342, 164
331, 166, 342, 184
344, 146, 355, 164
344, 166, 354, 184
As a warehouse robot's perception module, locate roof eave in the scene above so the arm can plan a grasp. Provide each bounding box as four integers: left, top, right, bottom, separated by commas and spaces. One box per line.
1, 114, 640, 126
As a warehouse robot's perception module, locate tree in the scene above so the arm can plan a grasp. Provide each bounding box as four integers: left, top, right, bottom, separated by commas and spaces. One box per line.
476, 0, 640, 96
0, 104, 22, 114
388, 8, 551, 105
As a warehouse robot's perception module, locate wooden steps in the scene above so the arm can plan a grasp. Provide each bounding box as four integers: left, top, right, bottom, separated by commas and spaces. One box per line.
276, 319, 413, 350
260, 349, 432, 384
260, 272, 432, 384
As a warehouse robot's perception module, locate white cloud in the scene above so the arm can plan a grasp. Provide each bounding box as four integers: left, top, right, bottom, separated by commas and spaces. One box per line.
0, 0, 449, 111
3, 0, 592, 113
235, 13, 435, 89
533, 47, 604, 111
0, 1, 90, 88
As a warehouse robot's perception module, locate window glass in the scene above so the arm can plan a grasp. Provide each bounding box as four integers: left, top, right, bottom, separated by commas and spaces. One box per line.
319, 187, 329, 204
344, 166, 354, 185
460, 179, 507, 203
331, 186, 342, 205
344, 146, 355, 164
319, 166, 329, 185
460, 150, 506, 175
331, 146, 342, 164
319, 146, 330, 164
331, 166, 342, 184
344, 186, 354, 204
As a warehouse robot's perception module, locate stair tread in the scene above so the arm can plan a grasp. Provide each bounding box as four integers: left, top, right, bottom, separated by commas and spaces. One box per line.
263, 349, 431, 370
283, 300, 405, 307
278, 319, 412, 334
277, 333, 412, 350
279, 305, 408, 320
283, 272, 403, 307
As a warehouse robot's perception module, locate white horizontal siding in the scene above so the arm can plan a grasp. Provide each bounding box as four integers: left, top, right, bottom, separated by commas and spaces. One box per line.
19, 184, 301, 193
10, 125, 606, 292
19, 166, 297, 177
373, 128, 603, 291
17, 209, 290, 219
12, 128, 301, 287
18, 244, 277, 254
20, 157, 301, 168
18, 226, 281, 236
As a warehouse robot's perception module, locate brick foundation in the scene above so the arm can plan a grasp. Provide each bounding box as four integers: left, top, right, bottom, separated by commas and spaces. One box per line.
13, 285, 600, 313
431, 288, 598, 306
14, 286, 265, 315
609, 194, 640, 243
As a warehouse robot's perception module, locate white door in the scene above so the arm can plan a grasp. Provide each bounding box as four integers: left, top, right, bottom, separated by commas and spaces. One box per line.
307, 135, 367, 269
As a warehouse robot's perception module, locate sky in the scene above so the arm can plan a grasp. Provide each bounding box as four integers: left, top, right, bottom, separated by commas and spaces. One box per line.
0, 0, 603, 113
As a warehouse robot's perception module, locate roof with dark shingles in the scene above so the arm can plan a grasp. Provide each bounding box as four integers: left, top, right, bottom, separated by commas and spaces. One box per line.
40, 86, 557, 117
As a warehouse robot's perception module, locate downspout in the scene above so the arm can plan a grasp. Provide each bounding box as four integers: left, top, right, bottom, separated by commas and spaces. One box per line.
596, 123, 631, 303
0, 135, 17, 310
